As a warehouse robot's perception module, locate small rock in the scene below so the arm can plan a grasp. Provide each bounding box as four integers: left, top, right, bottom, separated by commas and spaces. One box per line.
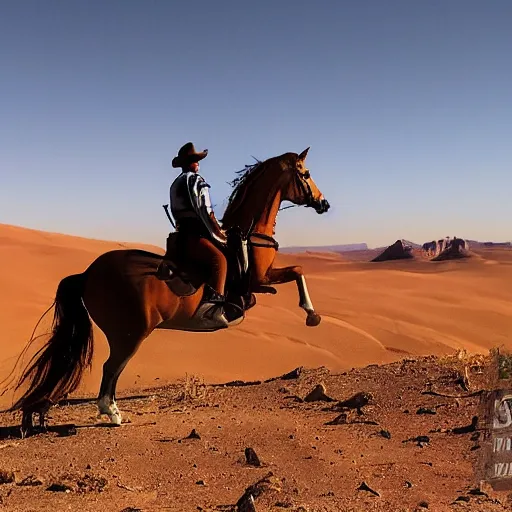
245, 447, 261, 467
403, 435, 430, 447
120, 508, 142, 512
236, 472, 282, 510
280, 367, 302, 380
326, 413, 347, 425
16, 475, 43, 487
304, 383, 335, 402
455, 496, 470, 503
0, 470, 15, 484
405, 481, 413, 488
185, 429, 201, 440
417, 437, 430, 448
76, 474, 108, 493
357, 481, 380, 497
416, 408, 436, 415
196, 480, 206, 486
46, 483, 73, 493
337, 392, 373, 414
418, 501, 429, 508
379, 430, 391, 439
225, 379, 261, 387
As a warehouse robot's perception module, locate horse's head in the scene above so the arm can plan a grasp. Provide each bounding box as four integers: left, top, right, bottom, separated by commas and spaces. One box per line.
281, 147, 330, 214
222, 148, 330, 233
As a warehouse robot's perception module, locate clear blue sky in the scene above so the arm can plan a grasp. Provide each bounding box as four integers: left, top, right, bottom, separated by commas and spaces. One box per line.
1, 0, 510, 248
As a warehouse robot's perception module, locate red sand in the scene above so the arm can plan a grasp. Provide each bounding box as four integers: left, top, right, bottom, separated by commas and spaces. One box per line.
1, 223, 511, 406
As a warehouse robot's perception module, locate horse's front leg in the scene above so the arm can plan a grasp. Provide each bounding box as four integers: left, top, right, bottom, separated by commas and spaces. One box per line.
266, 266, 321, 327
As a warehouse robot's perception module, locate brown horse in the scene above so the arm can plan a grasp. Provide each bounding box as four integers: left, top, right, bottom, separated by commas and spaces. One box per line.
2, 148, 330, 432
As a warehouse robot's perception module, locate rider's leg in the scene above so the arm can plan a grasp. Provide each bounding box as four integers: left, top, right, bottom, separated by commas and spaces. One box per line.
184, 236, 228, 298
199, 238, 228, 297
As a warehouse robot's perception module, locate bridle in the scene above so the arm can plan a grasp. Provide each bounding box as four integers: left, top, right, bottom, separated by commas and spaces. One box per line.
247, 168, 315, 252
295, 169, 315, 208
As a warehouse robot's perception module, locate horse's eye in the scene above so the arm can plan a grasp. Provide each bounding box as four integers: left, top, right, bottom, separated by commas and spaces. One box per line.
303, 171, 310, 179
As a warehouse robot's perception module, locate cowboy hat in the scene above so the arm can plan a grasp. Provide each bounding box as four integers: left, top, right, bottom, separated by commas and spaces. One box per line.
172, 142, 208, 168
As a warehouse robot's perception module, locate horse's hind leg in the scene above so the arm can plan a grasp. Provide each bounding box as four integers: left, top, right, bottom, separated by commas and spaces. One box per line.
97, 334, 144, 425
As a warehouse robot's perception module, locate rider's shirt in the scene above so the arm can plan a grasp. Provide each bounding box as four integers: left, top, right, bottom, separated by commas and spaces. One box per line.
170, 172, 223, 243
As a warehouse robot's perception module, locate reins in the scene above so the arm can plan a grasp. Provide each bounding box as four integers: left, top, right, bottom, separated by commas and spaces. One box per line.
223, 158, 315, 252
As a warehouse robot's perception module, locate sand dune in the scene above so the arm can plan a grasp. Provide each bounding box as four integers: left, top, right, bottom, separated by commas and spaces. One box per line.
1, 223, 511, 407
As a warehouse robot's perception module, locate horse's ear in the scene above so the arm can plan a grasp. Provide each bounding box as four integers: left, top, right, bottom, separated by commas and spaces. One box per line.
298, 147, 310, 161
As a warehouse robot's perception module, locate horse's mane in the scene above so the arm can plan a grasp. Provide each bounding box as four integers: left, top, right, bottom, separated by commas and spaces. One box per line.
221, 155, 281, 227
221, 152, 299, 230
224, 158, 264, 211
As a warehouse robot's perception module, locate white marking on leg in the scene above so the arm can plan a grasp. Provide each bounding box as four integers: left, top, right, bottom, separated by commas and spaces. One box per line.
110, 400, 122, 425
298, 275, 314, 312
97, 396, 122, 425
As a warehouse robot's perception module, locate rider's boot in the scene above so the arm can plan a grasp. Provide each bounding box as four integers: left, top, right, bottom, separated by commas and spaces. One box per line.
197, 285, 229, 328
202, 285, 246, 326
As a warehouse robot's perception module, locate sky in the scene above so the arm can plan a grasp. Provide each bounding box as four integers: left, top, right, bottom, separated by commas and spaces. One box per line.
1, 0, 511, 248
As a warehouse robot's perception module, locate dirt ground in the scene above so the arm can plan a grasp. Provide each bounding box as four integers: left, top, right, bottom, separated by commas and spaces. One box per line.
0, 355, 511, 512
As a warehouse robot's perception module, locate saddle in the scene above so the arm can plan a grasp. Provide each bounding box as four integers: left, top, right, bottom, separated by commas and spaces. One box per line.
156, 228, 252, 307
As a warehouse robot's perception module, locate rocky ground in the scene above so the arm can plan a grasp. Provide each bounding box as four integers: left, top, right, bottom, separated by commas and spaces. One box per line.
0, 354, 511, 512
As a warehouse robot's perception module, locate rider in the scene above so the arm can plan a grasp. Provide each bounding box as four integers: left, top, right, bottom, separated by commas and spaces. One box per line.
170, 142, 229, 310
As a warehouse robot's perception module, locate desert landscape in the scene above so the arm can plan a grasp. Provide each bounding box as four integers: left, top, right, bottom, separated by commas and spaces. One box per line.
0, 223, 512, 511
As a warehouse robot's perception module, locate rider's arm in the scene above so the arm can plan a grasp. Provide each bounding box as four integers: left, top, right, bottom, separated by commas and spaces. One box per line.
196, 177, 226, 240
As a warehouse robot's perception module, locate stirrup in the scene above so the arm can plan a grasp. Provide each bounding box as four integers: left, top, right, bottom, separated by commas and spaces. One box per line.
190, 302, 229, 330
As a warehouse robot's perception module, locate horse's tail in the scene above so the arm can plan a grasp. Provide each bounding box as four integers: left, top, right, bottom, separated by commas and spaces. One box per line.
6, 272, 93, 413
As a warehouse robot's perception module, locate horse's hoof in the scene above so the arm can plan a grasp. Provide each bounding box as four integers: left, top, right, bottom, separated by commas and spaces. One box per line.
110, 413, 122, 426
97, 398, 122, 425
306, 312, 321, 327
109, 402, 122, 425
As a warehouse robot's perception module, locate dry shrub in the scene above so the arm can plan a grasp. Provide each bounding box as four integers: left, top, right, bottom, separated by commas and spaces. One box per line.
176, 373, 208, 402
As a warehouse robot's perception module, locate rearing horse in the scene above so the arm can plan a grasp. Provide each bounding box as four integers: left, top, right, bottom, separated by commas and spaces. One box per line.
3, 148, 330, 431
